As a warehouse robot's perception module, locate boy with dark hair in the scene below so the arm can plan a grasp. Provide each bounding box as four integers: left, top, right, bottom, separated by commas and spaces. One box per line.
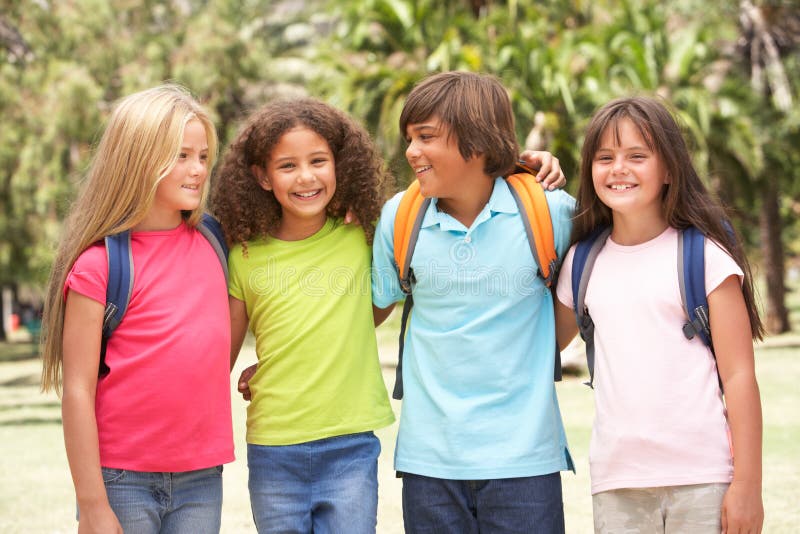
372, 71, 575, 533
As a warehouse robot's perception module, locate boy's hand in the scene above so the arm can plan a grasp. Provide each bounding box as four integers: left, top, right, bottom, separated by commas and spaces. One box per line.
720, 480, 763, 534
519, 150, 566, 190
237, 364, 258, 402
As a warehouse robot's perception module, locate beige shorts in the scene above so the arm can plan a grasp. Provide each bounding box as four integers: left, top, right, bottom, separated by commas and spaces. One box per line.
592, 483, 729, 533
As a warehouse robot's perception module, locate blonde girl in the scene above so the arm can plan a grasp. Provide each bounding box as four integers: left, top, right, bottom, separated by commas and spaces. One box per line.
41, 84, 233, 534
555, 96, 764, 534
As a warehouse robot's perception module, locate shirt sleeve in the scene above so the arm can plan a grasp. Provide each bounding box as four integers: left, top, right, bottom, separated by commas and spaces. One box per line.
227, 243, 246, 301
371, 192, 404, 309
555, 245, 577, 308
64, 243, 108, 304
705, 238, 744, 294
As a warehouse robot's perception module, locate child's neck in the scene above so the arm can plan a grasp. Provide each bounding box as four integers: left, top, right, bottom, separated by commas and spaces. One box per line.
134, 211, 183, 232
610, 211, 669, 246
273, 216, 328, 241
437, 175, 495, 228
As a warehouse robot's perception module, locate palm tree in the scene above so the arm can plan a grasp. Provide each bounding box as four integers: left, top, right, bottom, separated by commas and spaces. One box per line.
735, 0, 798, 333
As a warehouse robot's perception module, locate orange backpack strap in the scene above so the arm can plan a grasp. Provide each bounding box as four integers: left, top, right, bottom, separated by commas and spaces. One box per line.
393, 180, 431, 295
506, 165, 557, 287
390, 169, 562, 398
391, 181, 431, 400
507, 164, 562, 381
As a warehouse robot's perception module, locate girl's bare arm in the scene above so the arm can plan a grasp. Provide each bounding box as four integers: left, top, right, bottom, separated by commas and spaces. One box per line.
62, 290, 123, 534
555, 299, 579, 352
229, 295, 249, 370
709, 275, 764, 534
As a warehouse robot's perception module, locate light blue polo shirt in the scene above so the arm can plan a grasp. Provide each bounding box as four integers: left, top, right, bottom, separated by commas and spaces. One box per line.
372, 177, 576, 480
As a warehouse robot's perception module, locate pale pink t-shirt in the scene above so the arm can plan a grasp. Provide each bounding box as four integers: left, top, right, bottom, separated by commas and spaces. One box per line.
557, 226, 742, 494
65, 222, 234, 472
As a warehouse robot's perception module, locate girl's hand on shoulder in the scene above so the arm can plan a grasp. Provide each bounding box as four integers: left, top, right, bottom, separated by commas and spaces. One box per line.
519, 150, 566, 190
237, 364, 257, 402
721, 480, 763, 534
78, 502, 123, 534
344, 209, 361, 226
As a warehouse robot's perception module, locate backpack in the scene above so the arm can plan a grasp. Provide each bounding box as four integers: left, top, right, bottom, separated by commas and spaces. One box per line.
391, 163, 560, 400
571, 225, 713, 389
98, 213, 229, 376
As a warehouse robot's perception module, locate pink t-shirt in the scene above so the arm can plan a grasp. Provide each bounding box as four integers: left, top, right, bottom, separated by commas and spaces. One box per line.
65, 222, 234, 472
557, 226, 742, 494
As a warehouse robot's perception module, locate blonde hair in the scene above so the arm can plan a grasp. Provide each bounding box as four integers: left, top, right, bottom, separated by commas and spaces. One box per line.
40, 84, 218, 394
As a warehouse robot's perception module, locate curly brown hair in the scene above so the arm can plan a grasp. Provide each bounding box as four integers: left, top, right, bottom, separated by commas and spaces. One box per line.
210, 98, 390, 247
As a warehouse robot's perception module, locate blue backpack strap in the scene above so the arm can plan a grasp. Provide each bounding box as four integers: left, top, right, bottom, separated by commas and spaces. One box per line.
98, 213, 228, 378
101, 230, 134, 377
571, 226, 611, 389
198, 213, 229, 282
678, 227, 712, 348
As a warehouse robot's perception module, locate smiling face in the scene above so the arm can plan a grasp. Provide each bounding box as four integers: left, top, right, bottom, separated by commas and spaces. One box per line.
143, 119, 209, 230
404, 116, 488, 203
253, 126, 336, 240
591, 117, 670, 224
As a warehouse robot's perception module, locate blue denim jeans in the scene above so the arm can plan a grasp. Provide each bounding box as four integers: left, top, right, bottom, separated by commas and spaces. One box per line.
401, 471, 565, 534
99, 465, 223, 534
247, 431, 380, 534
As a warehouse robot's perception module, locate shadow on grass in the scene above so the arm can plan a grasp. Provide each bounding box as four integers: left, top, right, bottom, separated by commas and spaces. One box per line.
0, 374, 41, 387
0, 417, 62, 426
0, 401, 60, 412
0, 342, 40, 363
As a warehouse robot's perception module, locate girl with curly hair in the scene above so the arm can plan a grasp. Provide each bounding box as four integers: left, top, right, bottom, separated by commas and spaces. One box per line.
210, 97, 395, 534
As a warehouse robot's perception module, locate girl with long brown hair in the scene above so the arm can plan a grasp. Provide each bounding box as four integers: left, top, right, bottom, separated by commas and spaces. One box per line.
556, 96, 764, 533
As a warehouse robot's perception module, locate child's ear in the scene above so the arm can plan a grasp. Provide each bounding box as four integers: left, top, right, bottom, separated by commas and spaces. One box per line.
251, 165, 272, 191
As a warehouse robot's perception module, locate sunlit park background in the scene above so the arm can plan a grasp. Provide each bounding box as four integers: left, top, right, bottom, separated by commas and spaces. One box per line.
1, 0, 798, 532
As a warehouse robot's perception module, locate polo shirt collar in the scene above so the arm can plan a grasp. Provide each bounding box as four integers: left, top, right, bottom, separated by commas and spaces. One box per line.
420, 177, 519, 230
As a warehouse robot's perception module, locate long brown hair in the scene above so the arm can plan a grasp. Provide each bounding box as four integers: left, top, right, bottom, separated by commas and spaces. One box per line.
40, 84, 218, 394
210, 98, 390, 247
573, 96, 763, 340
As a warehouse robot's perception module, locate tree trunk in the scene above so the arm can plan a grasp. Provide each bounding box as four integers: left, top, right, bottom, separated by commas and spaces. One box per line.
759, 174, 790, 333
741, 0, 792, 334
0, 291, 5, 341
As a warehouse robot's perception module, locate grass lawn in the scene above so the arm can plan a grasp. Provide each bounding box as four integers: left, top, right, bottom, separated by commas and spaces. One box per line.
1, 310, 798, 532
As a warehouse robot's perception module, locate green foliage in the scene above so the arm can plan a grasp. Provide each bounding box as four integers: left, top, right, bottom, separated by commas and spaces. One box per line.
0, 0, 319, 286
1, 0, 798, 301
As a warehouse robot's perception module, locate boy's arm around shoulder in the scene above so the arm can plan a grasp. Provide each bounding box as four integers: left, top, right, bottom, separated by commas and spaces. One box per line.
708, 276, 763, 533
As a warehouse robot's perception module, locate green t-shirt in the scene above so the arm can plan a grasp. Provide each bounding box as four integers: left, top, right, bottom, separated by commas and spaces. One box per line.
229, 218, 395, 445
